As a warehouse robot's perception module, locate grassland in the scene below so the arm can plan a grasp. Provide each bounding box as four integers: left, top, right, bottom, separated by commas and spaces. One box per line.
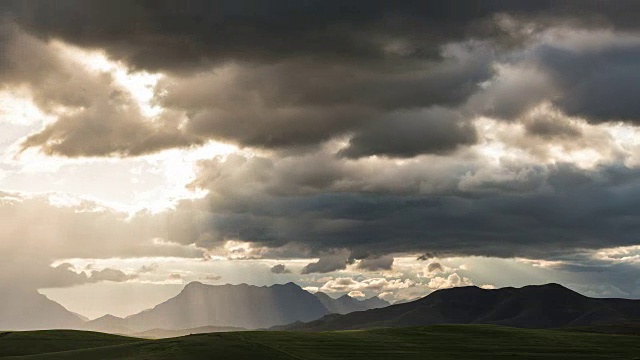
2, 325, 640, 359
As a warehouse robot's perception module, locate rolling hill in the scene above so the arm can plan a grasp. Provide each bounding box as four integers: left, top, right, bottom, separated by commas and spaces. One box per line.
0, 330, 137, 358
3, 325, 640, 359
129, 325, 247, 339
280, 283, 640, 331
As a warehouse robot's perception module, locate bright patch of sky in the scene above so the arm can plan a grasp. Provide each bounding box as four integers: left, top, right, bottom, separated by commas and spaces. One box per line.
0, 42, 238, 213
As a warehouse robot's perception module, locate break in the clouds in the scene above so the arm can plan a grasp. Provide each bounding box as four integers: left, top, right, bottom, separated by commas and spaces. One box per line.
2, 0, 640, 314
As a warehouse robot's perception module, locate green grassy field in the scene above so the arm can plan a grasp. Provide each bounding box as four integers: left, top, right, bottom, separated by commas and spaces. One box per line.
2, 325, 640, 359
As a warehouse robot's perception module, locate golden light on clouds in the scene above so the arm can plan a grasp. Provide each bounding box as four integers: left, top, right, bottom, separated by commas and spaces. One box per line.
51, 40, 165, 118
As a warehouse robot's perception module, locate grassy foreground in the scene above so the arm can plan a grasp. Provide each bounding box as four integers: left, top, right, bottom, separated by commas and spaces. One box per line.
2, 325, 640, 359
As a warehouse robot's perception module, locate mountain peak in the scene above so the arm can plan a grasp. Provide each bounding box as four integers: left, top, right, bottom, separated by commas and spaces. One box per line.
125, 280, 330, 330
183, 281, 205, 289
520, 283, 584, 297
278, 282, 302, 289
94, 314, 124, 321
526, 282, 570, 290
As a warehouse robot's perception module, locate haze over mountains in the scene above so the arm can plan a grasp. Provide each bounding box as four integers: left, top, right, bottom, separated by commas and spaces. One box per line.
281, 284, 640, 331
87, 282, 389, 333
115, 282, 330, 331
1, 282, 389, 333
0, 290, 85, 331
5, 283, 640, 334
314, 291, 389, 314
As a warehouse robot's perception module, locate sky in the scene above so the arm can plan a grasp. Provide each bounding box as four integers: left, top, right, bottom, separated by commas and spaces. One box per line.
2, 0, 640, 319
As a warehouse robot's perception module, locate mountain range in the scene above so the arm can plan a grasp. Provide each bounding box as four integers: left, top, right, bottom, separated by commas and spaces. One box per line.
72, 282, 388, 333
6, 283, 640, 334
279, 283, 640, 331
314, 291, 389, 314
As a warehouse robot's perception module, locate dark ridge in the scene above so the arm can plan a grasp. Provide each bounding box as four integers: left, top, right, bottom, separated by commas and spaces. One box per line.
281, 283, 640, 331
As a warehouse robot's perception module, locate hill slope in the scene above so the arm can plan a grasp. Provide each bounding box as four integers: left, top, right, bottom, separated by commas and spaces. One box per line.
130, 325, 247, 339
283, 283, 640, 331
0, 330, 137, 358
4, 326, 640, 359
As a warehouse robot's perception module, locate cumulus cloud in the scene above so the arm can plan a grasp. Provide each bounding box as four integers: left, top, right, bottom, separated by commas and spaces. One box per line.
378, 291, 395, 302
427, 273, 472, 290
426, 262, 445, 274
319, 277, 416, 294
270, 264, 291, 274
45, 263, 136, 287
89, 268, 136, 283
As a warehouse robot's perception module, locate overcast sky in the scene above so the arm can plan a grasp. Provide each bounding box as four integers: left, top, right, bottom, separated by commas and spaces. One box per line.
2, 0, 640, 319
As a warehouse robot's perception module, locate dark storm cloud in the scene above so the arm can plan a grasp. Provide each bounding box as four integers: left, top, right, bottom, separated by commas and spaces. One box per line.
0, 1, 548, 72
417, 253, 436, 261
8, 0, 640, 157
357, 256, 394, 271
301, 251, 352, 274
181, 160, 640, 260
339, 108, 477, 158
5, 0, 640, 71
3, 0, 640, 270
468, 29, 640, 125
154, 44, 493, 153
533, 37, 640, 123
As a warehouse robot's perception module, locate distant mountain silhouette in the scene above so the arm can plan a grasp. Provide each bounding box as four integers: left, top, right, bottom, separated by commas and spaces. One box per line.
360, 296, 390, 309
314, 292, 389, 314
84, 314, 132, 334
0, 290, 84, 331
121, 282, 331, 330
85, 283, 391, 333
71, 312, 89, 322
280, 284, 640, 331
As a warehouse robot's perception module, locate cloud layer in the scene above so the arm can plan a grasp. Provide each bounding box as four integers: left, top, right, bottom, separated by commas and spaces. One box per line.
1, 1, 640, 299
